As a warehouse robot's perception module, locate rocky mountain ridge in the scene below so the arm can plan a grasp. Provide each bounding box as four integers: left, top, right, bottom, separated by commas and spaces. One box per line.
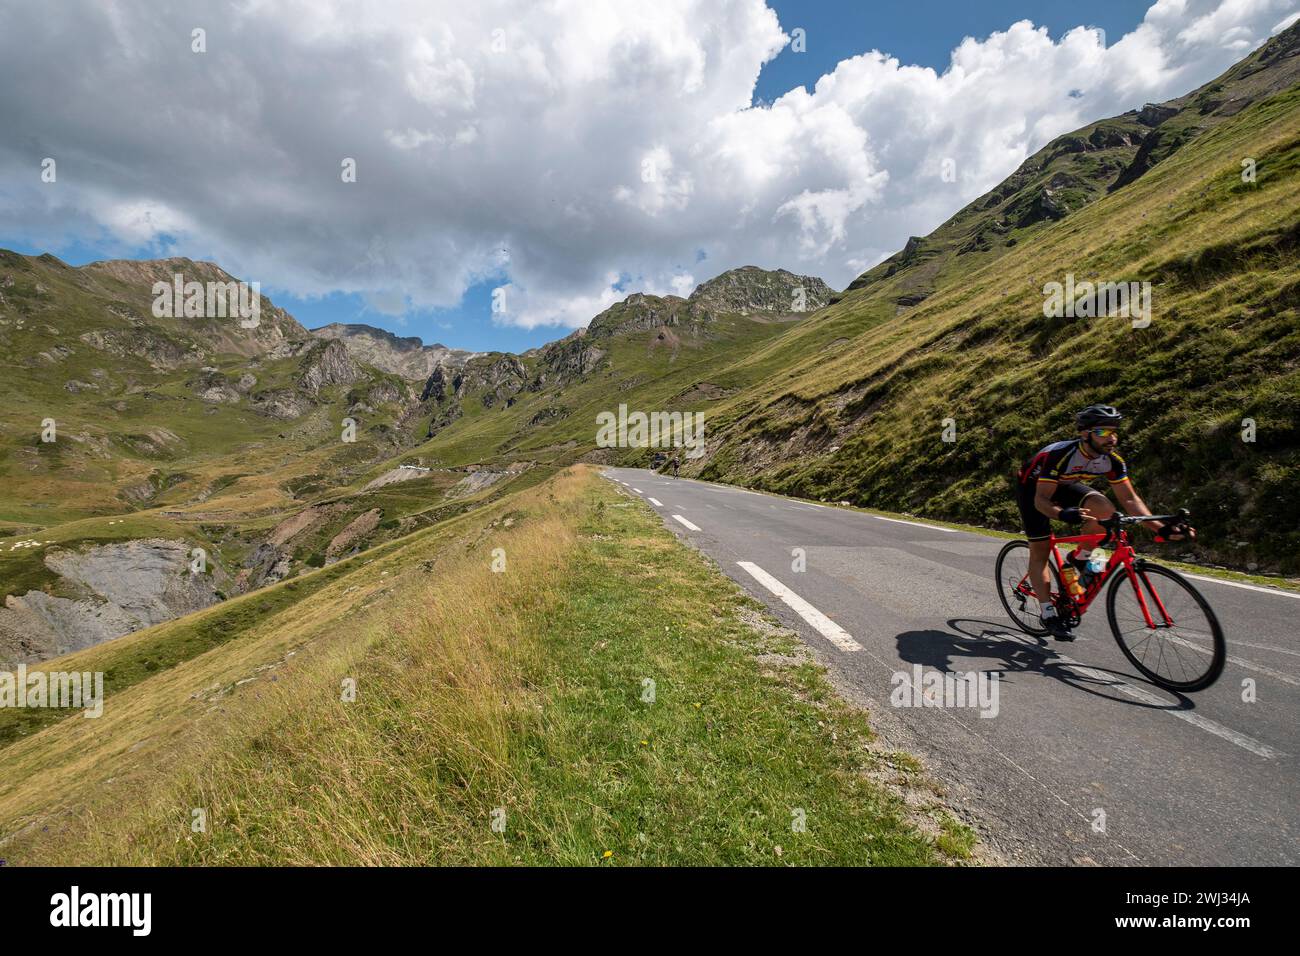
845, 20, 1300, 307
312, 322, 479, 380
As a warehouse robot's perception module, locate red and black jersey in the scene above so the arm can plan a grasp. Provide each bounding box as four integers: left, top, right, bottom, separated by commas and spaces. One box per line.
1018, 439, 1129, 489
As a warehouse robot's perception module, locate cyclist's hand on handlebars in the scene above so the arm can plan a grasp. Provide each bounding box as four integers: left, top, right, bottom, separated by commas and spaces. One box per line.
1058, 506, 1099, 525
1158, 522, 1196, 541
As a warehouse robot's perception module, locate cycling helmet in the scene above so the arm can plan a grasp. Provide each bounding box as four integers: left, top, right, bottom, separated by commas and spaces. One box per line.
1075, 404, 1123, 429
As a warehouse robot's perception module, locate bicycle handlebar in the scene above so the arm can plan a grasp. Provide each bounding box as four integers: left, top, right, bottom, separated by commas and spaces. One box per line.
1098, 508, 1190, 545
1108, 509, 1188, 525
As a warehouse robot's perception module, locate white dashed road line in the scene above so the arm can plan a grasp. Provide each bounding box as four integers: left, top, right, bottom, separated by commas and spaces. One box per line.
736, 561, 862, 653
648, 497, 663, 507
672, 515, 701, 532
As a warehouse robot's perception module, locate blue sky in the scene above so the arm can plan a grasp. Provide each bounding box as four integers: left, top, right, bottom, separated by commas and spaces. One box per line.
1, 0, 1274, 355
752, 1, 1150, 103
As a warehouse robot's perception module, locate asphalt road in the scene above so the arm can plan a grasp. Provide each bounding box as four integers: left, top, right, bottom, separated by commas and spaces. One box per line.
605, 467, 1300, 866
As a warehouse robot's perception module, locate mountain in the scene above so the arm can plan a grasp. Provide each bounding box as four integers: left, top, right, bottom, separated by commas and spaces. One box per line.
843, 22, 1300, 311
0, 253, 442, 662
5, 21, 1298, 669
312, 323, 478, 380
680, 22, 1300, 574
690, 266, 833, 315
367, 24, 1300, 575
0, 256, 830, 663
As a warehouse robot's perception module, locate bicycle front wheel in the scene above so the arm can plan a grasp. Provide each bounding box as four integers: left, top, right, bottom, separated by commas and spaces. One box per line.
1106, 562, 1225, 692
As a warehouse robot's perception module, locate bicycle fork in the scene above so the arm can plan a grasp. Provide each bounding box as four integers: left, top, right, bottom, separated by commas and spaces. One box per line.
1124, 557, 1175, 629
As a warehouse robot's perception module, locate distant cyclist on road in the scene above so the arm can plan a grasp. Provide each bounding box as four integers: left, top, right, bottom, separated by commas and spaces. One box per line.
669, 452, 680, 478
1016, 404, 1194, 641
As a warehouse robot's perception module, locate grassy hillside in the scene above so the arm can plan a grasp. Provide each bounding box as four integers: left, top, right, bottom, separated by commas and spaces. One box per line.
0, 249, 563, 664
362, 29, 1300, 576
0, 466, 972, 866
686, 42, 1300, 575
397, 310, 804, 471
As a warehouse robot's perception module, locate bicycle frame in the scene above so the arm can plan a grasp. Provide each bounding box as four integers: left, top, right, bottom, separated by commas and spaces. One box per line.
1019, 529, 1176, 628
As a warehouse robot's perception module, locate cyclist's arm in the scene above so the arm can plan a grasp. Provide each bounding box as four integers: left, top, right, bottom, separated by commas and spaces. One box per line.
1111, 480, 1164, 532
1033, 480, 1073, 519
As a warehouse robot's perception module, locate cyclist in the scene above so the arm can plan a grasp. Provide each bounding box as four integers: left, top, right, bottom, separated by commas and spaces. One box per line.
1016, 404, 1194, 640
669, 452, 680, 478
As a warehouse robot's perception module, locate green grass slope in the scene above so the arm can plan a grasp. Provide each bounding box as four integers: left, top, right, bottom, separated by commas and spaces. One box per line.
688, 36, 1300, 574
401, 309, 807, 471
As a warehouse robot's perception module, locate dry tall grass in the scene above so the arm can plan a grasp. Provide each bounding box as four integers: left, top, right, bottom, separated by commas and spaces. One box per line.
6, 470, 585, 865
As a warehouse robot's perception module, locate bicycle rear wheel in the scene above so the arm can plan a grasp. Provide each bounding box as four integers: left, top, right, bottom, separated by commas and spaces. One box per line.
995, 540, 1060, 636
1106, 562, 1225, 692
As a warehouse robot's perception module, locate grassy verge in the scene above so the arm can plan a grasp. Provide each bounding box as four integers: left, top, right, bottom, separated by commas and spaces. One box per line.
3, 466, 967, 866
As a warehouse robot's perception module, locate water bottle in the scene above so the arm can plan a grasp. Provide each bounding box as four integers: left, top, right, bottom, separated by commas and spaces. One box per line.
1061, 564, 1085, 599
1087, 549, 1107, 576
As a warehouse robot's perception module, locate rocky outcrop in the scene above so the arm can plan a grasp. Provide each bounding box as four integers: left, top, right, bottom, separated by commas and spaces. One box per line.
325, 508, 383, 560
688, 266, 833, 315
250, 389, 310, 420
241, 542, 294, 588
0, 538, 227, 665
194, 368, 243, 404
532, 329, 607, 388
420, 354, 527, 409
1045, 125, 1144, 163
587, 293, 706, 337
297, 339, 362, 394
246, 341, 362, 419
346, 379, 411, 414
312, 323, 476, 380
1137, 103, 1178, 127
79, 328, 193, 369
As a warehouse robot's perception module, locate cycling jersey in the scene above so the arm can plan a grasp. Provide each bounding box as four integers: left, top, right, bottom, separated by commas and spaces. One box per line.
1018, 439, 1129, 489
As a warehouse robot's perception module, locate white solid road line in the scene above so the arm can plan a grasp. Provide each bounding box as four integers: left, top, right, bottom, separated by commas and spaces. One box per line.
1165, 636, 1300, 687
672, 514, 702, 532
648, 497, 663, 507
994, 629, 1283, 759
1182, 572, 1300, 601
872, 514, 960, 534
736, 561, 862, 653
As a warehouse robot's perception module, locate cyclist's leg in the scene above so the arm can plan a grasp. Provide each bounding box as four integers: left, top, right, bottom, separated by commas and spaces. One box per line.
1055, 484, 1113, 559
1027, 538, 1054, 603
1077, 489, 1113, 535
1016, 482, 1054, 602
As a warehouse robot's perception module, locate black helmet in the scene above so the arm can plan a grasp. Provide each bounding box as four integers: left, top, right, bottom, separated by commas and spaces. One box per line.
1075, 404, 1123, 429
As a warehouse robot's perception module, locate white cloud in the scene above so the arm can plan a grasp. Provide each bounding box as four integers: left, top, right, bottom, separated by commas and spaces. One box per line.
0, 0, 1294, 333
1274, 10, 1300, 31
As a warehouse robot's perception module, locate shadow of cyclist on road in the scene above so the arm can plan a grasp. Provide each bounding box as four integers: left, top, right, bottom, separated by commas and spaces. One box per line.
889, 620, 1193, 710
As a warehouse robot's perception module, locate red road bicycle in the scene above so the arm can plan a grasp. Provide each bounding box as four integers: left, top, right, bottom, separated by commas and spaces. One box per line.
995, 509, 1226, 692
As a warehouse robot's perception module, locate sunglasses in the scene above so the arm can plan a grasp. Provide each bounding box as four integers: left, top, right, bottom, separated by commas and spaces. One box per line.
1090, 427, 1119, 439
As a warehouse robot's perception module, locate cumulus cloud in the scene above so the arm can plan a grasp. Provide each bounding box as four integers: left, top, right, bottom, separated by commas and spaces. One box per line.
0, 0, 1294, 331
